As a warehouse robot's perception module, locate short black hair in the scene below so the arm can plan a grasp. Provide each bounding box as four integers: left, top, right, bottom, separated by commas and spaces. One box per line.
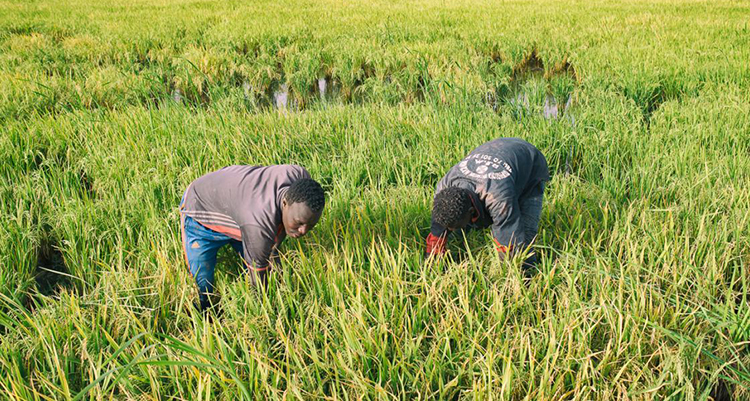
285, 178, 325, 213
433, 187, 472, 228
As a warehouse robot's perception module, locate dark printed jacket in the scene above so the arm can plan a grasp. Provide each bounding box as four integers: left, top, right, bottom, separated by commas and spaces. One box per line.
426, 138, 549, 255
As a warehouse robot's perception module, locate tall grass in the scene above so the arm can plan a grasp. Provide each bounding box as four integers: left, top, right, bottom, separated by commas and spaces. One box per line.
0, 0, 748, 399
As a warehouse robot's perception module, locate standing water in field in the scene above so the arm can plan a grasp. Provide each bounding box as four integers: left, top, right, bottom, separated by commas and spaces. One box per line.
172, 88, 183, 104
274, 84, 289, 110
317, 77, 341, 103
496, 56, 578, 174
242, 81, 252, 99
494, 51, 576, 122
507, 81, 568, 120
508, 91, 528, 114
273, 84, 302, 112
502, 75, 574, 121
543, 95, 559, 119
318, 78, 327, 100
563, 96, 574, 125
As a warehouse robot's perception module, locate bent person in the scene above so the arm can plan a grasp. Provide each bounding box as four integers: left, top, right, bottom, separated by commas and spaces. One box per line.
179, 164, 325, 310
425, 138, 549, 274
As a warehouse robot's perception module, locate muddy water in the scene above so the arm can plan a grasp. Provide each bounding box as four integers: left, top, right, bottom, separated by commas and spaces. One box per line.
274, 84, 289, 110
543, 95, 558, 119
507, 89, 573, 121
318, 78, 327, 100
242, 81, 252, 99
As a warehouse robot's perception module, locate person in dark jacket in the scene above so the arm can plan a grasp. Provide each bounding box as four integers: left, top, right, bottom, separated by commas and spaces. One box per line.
425, 138, 549, 274
179, 164, 325, 311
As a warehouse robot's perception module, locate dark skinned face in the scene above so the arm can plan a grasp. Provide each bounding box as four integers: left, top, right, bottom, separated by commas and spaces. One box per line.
446, 208, 475, 232
281, 199, 322, 239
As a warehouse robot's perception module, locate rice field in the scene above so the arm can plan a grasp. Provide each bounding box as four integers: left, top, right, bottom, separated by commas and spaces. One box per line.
1, 0, 749, 399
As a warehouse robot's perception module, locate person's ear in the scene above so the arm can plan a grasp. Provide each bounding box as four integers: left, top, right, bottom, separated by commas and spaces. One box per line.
281, 197, 288, 209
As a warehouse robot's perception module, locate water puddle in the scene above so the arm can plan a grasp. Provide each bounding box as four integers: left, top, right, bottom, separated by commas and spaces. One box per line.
272, 84, 303, 112
507, 90, 573, 121
317, 77, 341, 103
318, 78, 327, 100
541, 93, 574, 120
242, 81, 252, 99
501, 71, 575, 122
485, 50, 577, 122
171, 88, 183, 104
274, 84, 289, 109
543, 95, 559, 119
499, 62, 578, 175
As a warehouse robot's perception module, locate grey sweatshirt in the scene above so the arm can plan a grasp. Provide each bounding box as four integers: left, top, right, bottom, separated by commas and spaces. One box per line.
429, 138, 550, 250
180, 164, 310, 270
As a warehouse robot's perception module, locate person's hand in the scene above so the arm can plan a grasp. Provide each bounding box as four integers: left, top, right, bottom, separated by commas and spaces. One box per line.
425, 233, 447, 258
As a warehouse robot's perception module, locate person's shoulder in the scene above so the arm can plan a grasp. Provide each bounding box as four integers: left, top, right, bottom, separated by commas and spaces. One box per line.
280, 164, 311, 178
221, 164, 260, 173
484, 137, 534, 148
481, 137, 543, 156
263, 164, 311, 181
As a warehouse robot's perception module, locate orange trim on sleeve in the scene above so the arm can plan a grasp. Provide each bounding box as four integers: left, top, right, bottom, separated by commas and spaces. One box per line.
241, 258, 270, 272
493, 238, 512, 254
426, 233, 447, 255
198, 223, 242, 240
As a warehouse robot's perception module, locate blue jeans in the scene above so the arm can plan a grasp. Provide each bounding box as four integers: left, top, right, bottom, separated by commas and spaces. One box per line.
180, 197, 242, 310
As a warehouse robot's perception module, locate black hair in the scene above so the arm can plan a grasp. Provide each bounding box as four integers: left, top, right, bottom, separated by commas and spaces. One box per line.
285, 178, 325, 213
433, 187, 472, 228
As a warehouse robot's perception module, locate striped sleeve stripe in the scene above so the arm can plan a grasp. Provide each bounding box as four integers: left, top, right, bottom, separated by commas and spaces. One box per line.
182, 212, 239, 228
190, 218, 240, 230
194, 218, 241, 231
181, 209, 234, 220
200, 223, 242, 240
186, 213, 238, 226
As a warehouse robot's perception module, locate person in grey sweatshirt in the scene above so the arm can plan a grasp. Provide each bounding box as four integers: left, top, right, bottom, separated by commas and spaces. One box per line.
179, 164, 325, 311
425, 138, 549, 274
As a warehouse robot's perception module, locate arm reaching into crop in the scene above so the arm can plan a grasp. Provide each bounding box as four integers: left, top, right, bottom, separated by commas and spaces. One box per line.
425, 220, 448, 257
240, 224, 278, 286
486, 196, 524, 259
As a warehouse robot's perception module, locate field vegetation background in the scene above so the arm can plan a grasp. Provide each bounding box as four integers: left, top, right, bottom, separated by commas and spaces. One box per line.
0, 0, 749, 399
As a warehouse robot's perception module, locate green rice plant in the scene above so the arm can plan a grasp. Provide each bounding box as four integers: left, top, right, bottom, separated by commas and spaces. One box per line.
0, 0, 748, 399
